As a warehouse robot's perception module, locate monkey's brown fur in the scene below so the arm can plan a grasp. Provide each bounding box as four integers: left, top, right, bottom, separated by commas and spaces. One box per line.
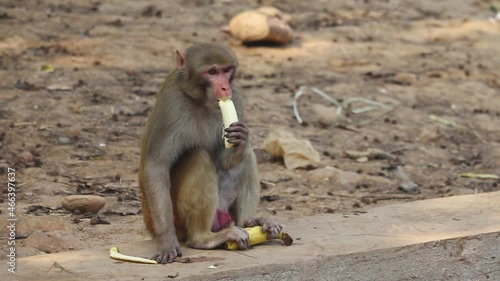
139, 43, 280, 264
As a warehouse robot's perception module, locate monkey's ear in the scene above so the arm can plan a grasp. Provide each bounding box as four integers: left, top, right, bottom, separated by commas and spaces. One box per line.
175, 50, 185, 71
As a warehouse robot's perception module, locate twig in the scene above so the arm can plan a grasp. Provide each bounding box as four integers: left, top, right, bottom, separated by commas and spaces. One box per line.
14, 122, 37, 127
47, 262, 79, 276
232, 251, 258, 259
260, 180, 276, 187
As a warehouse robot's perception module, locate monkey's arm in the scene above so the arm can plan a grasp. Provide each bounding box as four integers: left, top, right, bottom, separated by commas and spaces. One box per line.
141, 154, 183, 263
140, 100, 185, 263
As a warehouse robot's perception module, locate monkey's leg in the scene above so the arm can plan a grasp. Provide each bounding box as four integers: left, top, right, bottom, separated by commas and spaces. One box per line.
172, 149, 250, 250
231, 151, 283, 238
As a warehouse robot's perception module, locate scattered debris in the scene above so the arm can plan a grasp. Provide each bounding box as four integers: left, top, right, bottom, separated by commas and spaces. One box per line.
260, 195, 280, 202
457, 173, 499, 180
141, 5, 162, 18
58, 137, 73, 145
48, 262, 78, 276
399, 181, 420, 194
395, 166, 420, 194
323, 207, 335, 213
47, 84, 73, 91
429, 114, 457, 127
38, 64, 54, 72
90, 215, 110, 225
26, 205, 61, 216
264, 130, 321, 170
344, 148, 395, 161
167, 272, 179, 279
15, 79, 36, 91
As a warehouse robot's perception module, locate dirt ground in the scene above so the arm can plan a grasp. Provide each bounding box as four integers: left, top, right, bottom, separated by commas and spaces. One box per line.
0, 0, 499, 259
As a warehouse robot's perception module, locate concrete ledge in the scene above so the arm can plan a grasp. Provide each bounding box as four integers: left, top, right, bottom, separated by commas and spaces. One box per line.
9, 192, 500, 281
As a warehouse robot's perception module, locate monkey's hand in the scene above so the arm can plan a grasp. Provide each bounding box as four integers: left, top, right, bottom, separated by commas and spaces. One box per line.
226, 226, 250, 250
153, 239, 182, 264
220, 122, 249, 169
244, 218, 283, 239
224, 122, 249, 148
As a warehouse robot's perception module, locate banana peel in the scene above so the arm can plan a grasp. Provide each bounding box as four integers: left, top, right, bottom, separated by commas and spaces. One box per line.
225, 226, 293, 250
110, 226, 293, 264
109, 247, 157, 264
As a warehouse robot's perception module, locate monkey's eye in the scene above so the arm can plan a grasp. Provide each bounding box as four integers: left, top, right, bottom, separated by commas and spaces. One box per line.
208, 68, 217, 75
223, 67, 232, 73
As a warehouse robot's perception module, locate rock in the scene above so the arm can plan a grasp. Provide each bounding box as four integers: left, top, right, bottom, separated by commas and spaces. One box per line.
229, 6, 293, 44
62, 195, 106, 214
399, 181, 420, 194
18, 151, 34, 163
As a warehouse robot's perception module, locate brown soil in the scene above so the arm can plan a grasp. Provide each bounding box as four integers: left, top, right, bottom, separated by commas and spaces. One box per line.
0, 0, 499, 259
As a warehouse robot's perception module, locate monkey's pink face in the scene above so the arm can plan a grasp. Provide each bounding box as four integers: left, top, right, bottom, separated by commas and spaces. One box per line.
203, 65, 234, 101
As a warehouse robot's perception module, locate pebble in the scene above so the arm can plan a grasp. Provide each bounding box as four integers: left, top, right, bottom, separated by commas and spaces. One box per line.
62, 195, 106, 214
18, 151, 34, 163
58, 137, 73, 145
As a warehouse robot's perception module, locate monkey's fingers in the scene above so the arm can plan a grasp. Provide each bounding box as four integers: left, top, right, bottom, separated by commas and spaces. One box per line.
225, 121, 248, 131
219, 99, 239, 148
110, 247, 158, 264
262, 222, 283, 239
225, 132, 247, 143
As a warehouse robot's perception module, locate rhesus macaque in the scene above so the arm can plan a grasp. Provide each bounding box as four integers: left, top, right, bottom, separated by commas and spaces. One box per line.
139, 43, 282, 264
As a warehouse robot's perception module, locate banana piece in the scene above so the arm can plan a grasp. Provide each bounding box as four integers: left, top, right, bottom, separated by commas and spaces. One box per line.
225, 226, 293, 250
218, 99, 239, 148
109, 247, 158, 264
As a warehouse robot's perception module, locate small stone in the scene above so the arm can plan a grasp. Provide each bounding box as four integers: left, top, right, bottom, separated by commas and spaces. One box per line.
323, 207, 335, 213
399, 181, 420, 194
389, 73, 417, 86
18, 151, 34, 163
58, 137, 73, 145
356, 156, 369, 163
62, 195, 106, 214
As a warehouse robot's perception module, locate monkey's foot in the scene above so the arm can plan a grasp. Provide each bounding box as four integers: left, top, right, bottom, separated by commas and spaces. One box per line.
244, 217, 283, 239
152, 246, 182, 264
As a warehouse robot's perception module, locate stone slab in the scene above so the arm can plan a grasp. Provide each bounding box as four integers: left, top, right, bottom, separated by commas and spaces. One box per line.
5, 192, 500, 281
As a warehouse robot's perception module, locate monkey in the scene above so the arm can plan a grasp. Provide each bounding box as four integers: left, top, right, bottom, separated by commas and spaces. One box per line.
139, 43, 282, 264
